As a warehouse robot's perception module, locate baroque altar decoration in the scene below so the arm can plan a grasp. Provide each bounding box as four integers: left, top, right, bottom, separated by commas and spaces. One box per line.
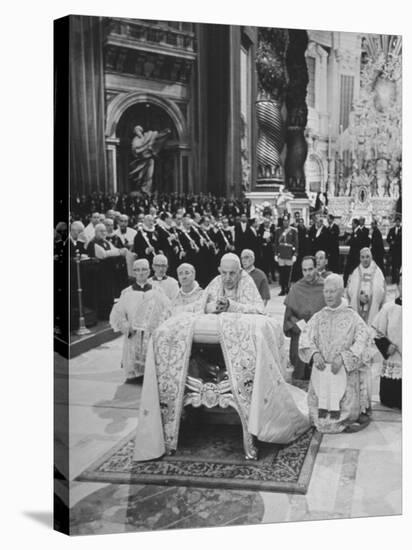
336, 35, 401, 222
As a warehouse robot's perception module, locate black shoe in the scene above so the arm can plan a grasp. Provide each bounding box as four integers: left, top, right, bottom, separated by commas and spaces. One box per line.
125, 376, 143, 385
278, 289, 285, 296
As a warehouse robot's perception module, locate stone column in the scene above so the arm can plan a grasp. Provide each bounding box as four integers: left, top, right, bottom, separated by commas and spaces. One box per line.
284, 30, 309, 198
226, 25, 242, 198
255, 28, 288, 186
106, 138, 119, 193
327, 156, 336, 197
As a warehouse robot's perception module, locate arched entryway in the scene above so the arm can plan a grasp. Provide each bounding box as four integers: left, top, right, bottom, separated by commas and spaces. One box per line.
105, 92, 189, 194
117, 103, 179, 193
305, 153, 324, 193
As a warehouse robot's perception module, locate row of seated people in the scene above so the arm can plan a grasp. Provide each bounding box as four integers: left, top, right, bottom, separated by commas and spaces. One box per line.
57, 210, 339, 292
57, 205, 402, 297
54, 207, 401, 331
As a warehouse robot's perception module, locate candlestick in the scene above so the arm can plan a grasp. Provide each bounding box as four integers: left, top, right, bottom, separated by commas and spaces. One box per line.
75, 252, 91, 336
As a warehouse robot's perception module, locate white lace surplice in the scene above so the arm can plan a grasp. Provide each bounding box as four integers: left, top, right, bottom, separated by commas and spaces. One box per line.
372, 302, 402, 380
109, 286, 171, 378
148, 276, 179, 301
347, 262, 386, 325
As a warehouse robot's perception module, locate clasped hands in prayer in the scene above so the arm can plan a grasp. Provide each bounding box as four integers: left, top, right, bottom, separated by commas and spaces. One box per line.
206, 297, 230, 314
313, 351, 343, 374
359, 291, 369, 305
215, 296, 230, 313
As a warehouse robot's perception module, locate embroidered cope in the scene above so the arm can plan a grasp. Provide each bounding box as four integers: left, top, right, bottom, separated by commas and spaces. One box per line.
133, 272, 310, 461
171, 283, 204, 315
299, 303, 375, 433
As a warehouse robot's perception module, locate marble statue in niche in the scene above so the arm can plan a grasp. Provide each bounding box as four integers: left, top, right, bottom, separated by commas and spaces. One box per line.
129, 125, 171, 194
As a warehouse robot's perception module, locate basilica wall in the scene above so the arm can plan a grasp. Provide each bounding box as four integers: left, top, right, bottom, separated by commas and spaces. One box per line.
66, 15, 401, 227
102, 18, 196, 195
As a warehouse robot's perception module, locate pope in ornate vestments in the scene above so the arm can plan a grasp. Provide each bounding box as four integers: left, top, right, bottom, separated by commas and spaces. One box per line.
134, 254, 310, 462
299, 274, 375, 433
109, 259, 171, 381
346, 247, 386, 325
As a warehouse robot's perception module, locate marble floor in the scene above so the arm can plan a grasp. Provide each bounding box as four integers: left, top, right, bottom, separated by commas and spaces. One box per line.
54, 284, 402, 535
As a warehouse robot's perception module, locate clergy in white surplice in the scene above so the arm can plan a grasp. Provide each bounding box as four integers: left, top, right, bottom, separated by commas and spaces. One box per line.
372, 271, 402, 409
133, 253, 311, 462
148, 254, 179, 301
346, 247, 386, 325
299, 274, 376, 434
170, 263, 204, 315
109, 259, 171, 382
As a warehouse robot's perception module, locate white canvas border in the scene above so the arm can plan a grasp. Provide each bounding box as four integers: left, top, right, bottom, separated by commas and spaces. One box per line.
1, 0, 410, 548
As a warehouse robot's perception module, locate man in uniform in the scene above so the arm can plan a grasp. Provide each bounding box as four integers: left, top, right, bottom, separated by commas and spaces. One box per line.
387, 217, 402, 284
274, 214, 298, 296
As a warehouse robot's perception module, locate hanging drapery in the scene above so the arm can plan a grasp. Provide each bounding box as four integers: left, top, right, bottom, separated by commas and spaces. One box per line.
69, 15, 107, 194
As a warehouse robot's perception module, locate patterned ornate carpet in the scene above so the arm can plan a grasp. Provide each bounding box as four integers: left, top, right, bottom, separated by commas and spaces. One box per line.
77, 421, 322, 494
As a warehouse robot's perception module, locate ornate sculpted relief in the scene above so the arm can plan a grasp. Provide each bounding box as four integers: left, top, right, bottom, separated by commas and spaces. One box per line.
104, 46, 193, 83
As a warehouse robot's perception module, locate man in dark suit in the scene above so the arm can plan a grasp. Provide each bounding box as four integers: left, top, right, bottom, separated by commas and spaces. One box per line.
387, 217, 402, 284
86, 224, 128, 319
133, 215, 161, 263
222, 200, 241, 219
234, 213, 249, 255
358, 217, 370, 248
156, 212, 184, 277
215, 217, 235, 259
370, 219, 385, 275
66, 221, 87, 258
344, 218, 366, 286
245, 218, 262, 267
308, 215, 331, 257
258, 216, 276, 282
178, 216, 201, 279
327, 214, 340, 273
291, 217, 310, 282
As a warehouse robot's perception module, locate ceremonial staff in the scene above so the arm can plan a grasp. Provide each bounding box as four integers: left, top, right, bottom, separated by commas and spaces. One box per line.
74, 252, 91, 336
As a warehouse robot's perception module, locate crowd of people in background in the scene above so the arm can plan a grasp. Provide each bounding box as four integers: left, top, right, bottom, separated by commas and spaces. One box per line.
55, 192, 402, 292
54, 191, 403, 412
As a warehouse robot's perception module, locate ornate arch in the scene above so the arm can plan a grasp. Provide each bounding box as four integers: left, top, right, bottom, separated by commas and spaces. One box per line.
305, 152, 325, 192
105, 92, 187, 142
